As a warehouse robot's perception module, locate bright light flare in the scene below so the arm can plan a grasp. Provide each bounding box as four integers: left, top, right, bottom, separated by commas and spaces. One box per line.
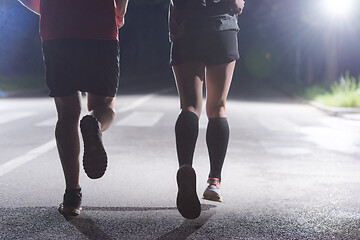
322, 0, 354, 19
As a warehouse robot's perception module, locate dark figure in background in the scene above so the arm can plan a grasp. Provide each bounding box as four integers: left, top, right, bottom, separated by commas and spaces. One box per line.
169, 0, 245, 219
18, 0, 129, 216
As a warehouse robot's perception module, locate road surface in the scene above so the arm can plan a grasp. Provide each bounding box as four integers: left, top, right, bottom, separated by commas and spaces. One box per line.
1, 80, 360, 239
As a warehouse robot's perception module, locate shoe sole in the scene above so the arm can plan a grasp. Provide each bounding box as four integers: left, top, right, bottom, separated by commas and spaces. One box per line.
176, 165, 201, 219
58, 203, 82, 217
203, 192, 223, 202
80, 115, 107, 179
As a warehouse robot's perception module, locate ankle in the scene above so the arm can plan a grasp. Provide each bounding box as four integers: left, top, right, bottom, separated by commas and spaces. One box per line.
65, 184, 81, 191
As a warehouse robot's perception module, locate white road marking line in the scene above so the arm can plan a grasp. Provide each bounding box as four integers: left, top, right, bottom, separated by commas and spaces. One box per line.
117, 88, 172, 113
0, 140, 56, 177
299, 126, 359, 154
116, 111, 164, 127
36, 89, 172, 127
320, 116, 360, 129
0, 112, 37, 125
255, 116, 298, 131
36, 117, 57, 126
117, 94, 156, 113
264, 147, 312, 156
1, 89, 171, 175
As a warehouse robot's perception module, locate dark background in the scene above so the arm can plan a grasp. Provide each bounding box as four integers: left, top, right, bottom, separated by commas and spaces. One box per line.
0, 0, 359, 86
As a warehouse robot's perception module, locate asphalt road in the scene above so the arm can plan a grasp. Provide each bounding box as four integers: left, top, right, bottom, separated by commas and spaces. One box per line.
1, 80, 360, 239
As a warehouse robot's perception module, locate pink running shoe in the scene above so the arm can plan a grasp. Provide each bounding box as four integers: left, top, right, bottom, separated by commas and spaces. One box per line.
202, 178, 222, 202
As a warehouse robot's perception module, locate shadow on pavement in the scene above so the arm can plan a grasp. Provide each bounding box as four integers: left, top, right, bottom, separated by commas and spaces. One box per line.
2, 204, 360, 239
65, 212, 113, 240
63, 204, 216, 240
156, 204, 216, 240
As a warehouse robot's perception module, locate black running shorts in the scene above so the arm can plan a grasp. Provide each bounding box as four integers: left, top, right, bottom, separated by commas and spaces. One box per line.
170, 30, 239, 66
42, 39, 119, 97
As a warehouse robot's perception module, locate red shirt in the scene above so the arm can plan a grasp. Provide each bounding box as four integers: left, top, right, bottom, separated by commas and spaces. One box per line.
40, 0, 119, 41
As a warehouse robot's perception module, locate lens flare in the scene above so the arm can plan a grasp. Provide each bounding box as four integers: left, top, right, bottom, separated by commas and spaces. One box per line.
323, 0, 354, 18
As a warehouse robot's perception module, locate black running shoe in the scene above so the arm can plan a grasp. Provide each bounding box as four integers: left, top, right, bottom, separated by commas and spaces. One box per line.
80, 115, 107, 179
176, 165, 201, 219
58, 189, 82, 216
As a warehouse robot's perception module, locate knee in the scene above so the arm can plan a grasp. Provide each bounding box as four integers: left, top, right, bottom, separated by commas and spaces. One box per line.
94, 105, 116, 115
206, 103, 226, 118
87, 96, 115, 112
91, 106, 116, 122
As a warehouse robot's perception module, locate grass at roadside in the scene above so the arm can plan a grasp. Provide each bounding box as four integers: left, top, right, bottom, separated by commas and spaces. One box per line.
0, 74, 45, 91
300, 73, 360, 108
312, 91, 360, 107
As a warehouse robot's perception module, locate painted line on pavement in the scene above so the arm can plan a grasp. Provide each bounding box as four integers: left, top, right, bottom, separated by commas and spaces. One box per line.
117, 93, 156, 113
0, 88, 172, 175
116, 88, 172, 113
116, 111, 164, 127
0, 111, 37, 125
34, 88, 173, 126
255, 116, 298, 131
0, 140, 56, 177
36, 117, 57, 127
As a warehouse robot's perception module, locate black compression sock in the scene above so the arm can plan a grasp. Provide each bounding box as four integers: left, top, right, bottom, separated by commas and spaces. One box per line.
206, 117, 229, 181
175, 111, 199, 167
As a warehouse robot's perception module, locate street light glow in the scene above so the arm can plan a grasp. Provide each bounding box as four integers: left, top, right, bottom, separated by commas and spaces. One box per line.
323, 0, 354, 19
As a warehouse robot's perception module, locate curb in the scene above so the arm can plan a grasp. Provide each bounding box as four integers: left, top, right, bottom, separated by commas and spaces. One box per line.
264, 81, 360, 120
290, 93, 360, 119
308, 100, 360, 116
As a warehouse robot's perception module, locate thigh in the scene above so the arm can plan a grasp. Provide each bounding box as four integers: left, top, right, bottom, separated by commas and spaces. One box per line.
43, 39, 120, 98
201, 30, 240, 66
80, 40, 120, 97
170, 36, 202, 66
42, 40, 81, 97
170, 30, 239, 67
172, 62, 206, 117
205, 61, 236, 118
